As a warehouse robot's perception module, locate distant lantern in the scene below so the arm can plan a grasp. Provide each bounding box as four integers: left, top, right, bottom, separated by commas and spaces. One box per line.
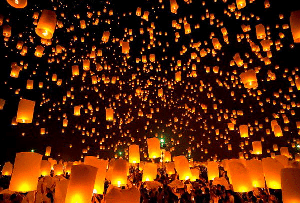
16, 99, 35, 123
74, 106, 81, 116
40, 160, 51, 176
147, 137, 161, 159
236, 0, 246, 9
170, 0, 179, 14
274, 125, 283, 137
207, 161, 219, 180
10, 66, 21, 78
34, 45, 45, 57
290, 10, 300, 43
83, 59, 90, 71
163, 151, 172, 162
122, 41, 130, 54
54, 164, 64, 176
111, 159, 128, 187
65, 165, 98, 203
1, 162, 13, 176
9, 152, 42, 192
158, 88, 163, 97
36, 10, 57, 39
142, 163, 157, 181
3, 25, 11, 38
6, 0, 27, 8
212, 38, 222, 50
245, 159, 265, 188
227, 161, 252, 193
102, 31, 110, 43
84, 156, 108, 194
262, 157, 284, 189
72, 65, 79, 76
175, 71, 181, 82
281, 168, 300, 203
129, 145, 140, 164
239, 125, 249, 138
252, 141, 262, 155
26, 80, 33, 89
106, 108, 114, 121
45, 146, 51, 156
240, 70, 258, 89
173, 156, 192, 180
0, 99, 6, 110
255, 24, 266, 39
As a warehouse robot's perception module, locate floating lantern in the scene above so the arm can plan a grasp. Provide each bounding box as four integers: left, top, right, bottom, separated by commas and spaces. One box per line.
65, 164, 98, 203
40, 160, 51, 176
147, 137, 161, 159
245, 159, 265, 188
190, 168, 200, 181
239, 125, 249, 138
9, 152, 42, 192
227, 161, 252, 192
16, 99, 35, 123
36, 10, 57, 39
255, 24, 266, 39
74, 106, 81, 116
54, 164, 64, 176
281, 168, 300, 203
236, 0, 246, 10
129, 145, 140, 164
6, 0, 27, 8
165, 162, 175, 175
252, 141, 262, 155
290, 10, 300, 43
122, 41, 130, 54
111, 159, 128, 187
173, 156, 192, 180
106, 108, 114, 121
262, 157, 284, 189
240, 70, 258, 89
142, 162, 157, 181
45, 146, 51, 156
207, 161, 219, 180
1, 162, 13, 176
163, 151, 171, 162
72, 65, 79, 76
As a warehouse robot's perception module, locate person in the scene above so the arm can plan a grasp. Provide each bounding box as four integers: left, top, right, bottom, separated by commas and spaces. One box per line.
226, 190, 234, 203
247, 191, 257, 203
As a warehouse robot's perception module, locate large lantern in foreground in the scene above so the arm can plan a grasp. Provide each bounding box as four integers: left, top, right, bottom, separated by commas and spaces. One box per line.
227, 161, 252, 193
40, 160, 51, 176
262, 157, 284, 189
147, 137, 161, 159
6, 0, 27, 8
129, 145, 140, 164
16, 99, 35, 123
207, 161, 219, 180
281, 168, 300, 203
9, 152, 42, 192
173, 156, 192, 180
36, 10, 57, 39
142, 163, 157, 182
245, 159, 265, 188
111, 159, 127, 187
65, 165, 98, 203
290, 10, 300, 43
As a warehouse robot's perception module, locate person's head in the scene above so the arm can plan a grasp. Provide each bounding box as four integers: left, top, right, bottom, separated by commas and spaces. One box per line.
248, 191, 253, 197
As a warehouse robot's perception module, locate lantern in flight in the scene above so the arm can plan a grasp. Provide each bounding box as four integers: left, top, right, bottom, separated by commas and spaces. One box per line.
16, 99, 35, 123
239, 125, 248, 138
173, 156, 192, 180
252, 141, 262, 155
142, 163, 157, 181
1, 162, 13, 176
40, 160, 51, 176
240, 70, 258, 89
262, 157, 284, 189
245, 159, 265, 188
6, 0, 27, 8
36, 10, 57, 39
129, 145, 140, 164
147, 137, 161, 159
111, 159, 128, 187
207, 161, 219, 180
290, 10, 300, 43
227, 161, 252, 193
106, 108, 114, 121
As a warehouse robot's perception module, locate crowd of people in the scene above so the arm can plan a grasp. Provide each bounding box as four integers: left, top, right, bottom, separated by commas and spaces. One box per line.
0, 164, 283, 203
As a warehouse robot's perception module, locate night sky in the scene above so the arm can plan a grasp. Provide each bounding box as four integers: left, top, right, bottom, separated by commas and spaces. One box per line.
1, 0, 300, 164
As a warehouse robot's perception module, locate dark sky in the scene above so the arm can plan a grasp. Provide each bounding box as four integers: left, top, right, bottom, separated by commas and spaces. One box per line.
1, 0, 300, 165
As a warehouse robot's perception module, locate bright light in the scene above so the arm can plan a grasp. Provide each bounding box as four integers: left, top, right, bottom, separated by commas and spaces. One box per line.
117, 181, 121, 187
42, 30, 48, 36
160, 138, 164, 143
93, 189, 97, 194
15, 0, 19, 4
133, 161, 136, 163
31, 149, 34, 152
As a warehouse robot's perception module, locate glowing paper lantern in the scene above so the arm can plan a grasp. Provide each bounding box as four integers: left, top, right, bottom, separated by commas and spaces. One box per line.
111, 159, 128, 187
83, 59, 90, 71
262, 157, 284, 189
72, 65, 79, 76
40, 160, 51, 176
84, 156, 108, 194
142, 163, 157, 181
252, 141, 262, 155
0, 99, 5, 110
190, 168, 200, 181
54, 179, 69, 203
165, 162, 175, 175
245, 159, 265, 188
207, 161, 219, 180
274, 125, 283, 137
1, 162, 13, 176
129, 145, 140, 164
290, 10, 300, 43
227, 161, 252, 192
9, 152, 42, 192
122, 41, 130, 54
65, 165, 98, 203
16, 99, 35, 123
175, 71, 181, 82
173, 156, 192, 180
255, 24, 266, 39
45, 146, 51, 156
236, 0, 246, 9
36, 10, 57, 39
280, 147, 290, 158
239, 125, 248, 138
147, 137, 161, 159
275, 155, 289, 168
163, 151, 171, 162
54, 164, 64, 176
34, 45, 44, 57
10, 66, 21, 78
74, 106, 81, 116
240, 70, 258, 89
6, 0, 27, 8
106, 108, 114, 121
281, 168, 300, 203
170, 0, 179, 14
102, 31, 110, 42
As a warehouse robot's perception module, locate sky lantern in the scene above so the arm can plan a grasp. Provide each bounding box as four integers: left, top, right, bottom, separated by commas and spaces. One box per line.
207, 161, 219, 180
65, 164, 98, 203
72, 65, 79, 76
6, 0, 27, 8
84, 156, 108, 194
111, 159, 128, 187
0, 99, 5, 110
142, 162, 157, 181
173, 156, 192, 180
281, 168, 300, 203
245, 159, 265, 188
158, 88, 163, 97
163, 151, 171, 162
9, 152, 42, 192
74, 106, 81, 116
36, 10, 57, 39
129, 144, 140, 163
16, 99, 35, 123
54, 164, 64, 176
175, 71, 181, 82
40, 160, 51, 176
252, 141, 262, 155
102, 31, 110, 42
122, 41, 130, 54
10, 66, 21, 78
240, 70, 258, 89
83, 59, 90, 71
262, 157, 284, 189
236, 0, 246, 10
170, 0, 179, 14
233, 53, 243, 67
34, 45, 45, 57
3, 25, 11, 38
45, 146, 51, 156
147, 137, 161, 159
239, 125, 248, 138
165, 162, 175, 175
227, 161, 252, 193
212, 38, 222, 50
255, 24, 266, 39
190, 168, 200, 182
106, 108, 114, 121
274, 125, 283, 137
290, 10, 300, 43
26, 79, 33, 89
1, 162, 13, 176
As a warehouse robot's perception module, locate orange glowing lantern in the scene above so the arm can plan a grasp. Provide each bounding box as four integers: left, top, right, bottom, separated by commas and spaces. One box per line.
255, 24, 266, 39
72, 65, 79, 76
34, 45, 44, 57
45, 146, 51, 156
6, 0, 27, 8
65, 165, 98, 203
129, 145, 140, 164
252, 141, 262, 155
190, 168, 200, 181
106, 108, 114, 121
281, 168, 300, 203
16, 99, 35, 123
40, 160, 51, 176
74, 106, 81, 116
239, 125, 248, 138
207, 161, 219, 180
111, 159, 128, 187
9, 152, 42, 192
227, 161, 252, 192
1, 162, 13, 176
36, 10, 57, 39
240, 70, 258, 89
163, 151, 171, 162
173, 156, 192, 180
122, 41, 130, 54
236, 0, 246, 9
290, 10, 300, 43
166, 162, 175, 175
147, 137, 161, 159
83, 59, 90, 71
54, 164, 64, 176
170, 0, 179, 14
262, 157, 284, 189
245, 159, 265, 188
142, 162, 157, 181
102, 31, 110, 43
